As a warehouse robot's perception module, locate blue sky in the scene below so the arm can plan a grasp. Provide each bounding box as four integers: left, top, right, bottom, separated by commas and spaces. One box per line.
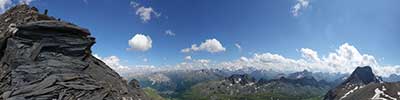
6, 0, 400, 74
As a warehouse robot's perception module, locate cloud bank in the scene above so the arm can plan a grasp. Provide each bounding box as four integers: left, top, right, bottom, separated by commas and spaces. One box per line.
93, 54, 131, 74
99, 43, 400, 77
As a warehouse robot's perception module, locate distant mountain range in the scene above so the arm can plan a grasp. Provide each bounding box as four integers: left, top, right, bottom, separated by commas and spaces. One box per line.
182, 74, 333, 100
127, 68, 341, 99
131, 69, 225, 98
128, 66, 400, 100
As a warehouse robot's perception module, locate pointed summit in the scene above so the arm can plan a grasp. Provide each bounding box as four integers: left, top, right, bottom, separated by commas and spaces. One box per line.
324, 66, 382, 100
344, 66, 381, 85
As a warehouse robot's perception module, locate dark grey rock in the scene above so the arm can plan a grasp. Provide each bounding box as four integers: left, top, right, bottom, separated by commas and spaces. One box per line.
129, 79, 141, 89
0, 4, 148, 100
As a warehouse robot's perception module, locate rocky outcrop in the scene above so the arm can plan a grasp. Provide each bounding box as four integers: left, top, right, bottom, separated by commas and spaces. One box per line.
226, 74, 256, 85
0, 5, 148, 100
343, 66, 381, 85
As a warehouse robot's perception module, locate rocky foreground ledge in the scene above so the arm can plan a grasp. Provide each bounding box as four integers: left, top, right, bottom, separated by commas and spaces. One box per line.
0, 5, 148, 100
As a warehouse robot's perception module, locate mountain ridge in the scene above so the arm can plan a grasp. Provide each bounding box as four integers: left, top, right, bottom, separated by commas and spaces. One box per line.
324, 66, 400, 100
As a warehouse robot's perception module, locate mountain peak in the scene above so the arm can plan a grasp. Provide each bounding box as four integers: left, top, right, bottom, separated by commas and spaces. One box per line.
346, 66, 381, 85
324, 66, 383, 100
226, 74, 256, 85
287, 69, 313, 79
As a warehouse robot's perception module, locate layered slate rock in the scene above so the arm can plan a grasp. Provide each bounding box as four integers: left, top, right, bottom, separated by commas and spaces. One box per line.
0, 5, 148, 100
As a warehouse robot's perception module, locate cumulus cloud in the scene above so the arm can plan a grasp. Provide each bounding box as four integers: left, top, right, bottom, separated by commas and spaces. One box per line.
19, 0, 35, 4
300, 48, 320, 62
93, 54, 159, 76
136, 7, 160, 22
181, 38, 226, 53
130, 1, 140, 8
0, 0, 11, 12
0, 0, 37, 13
184, 56, 192, 60
93, 54, 131, 74
291, 0, 310, 16
127, 34, 152, 51
131, 1, 161, 23
216, 43, 399, 77
165, 30, 175, 36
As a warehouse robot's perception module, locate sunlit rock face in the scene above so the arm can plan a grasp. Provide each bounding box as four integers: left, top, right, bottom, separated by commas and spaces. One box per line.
0, 4, 148, 100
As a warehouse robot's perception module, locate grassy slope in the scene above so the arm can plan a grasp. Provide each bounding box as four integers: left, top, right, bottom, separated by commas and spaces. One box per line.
143, 87, 166, 100
178, 81, 325, 100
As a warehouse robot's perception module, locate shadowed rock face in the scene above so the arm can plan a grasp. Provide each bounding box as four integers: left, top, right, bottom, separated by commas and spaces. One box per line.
0, 5, 148, 100
344, 66, 381, 85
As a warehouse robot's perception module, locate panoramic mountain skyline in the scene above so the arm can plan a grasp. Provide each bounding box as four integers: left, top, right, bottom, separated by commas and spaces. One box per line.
2, 0, 399, 76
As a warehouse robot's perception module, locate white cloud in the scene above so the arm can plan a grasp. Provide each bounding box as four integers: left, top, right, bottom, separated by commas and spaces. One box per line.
93, 54, 159, 76
179, 43, 399, 77
165, 30, 175, 36
0, 0, 11, 12
143, 58, 148, 62
216, 43, 399, 77
300, 48, 320, 62
235, 43, 241, 51
0, 0, 38, 13
136, 7, 154, 22
184, 56, 192, 60
291, 0, 310, 16
19, 0, 35, 5
131, 1, 161, 23
130, 1, 140, 8
94, 55, 131, 74
181, 38, 226, 53
127, 34, 152, 51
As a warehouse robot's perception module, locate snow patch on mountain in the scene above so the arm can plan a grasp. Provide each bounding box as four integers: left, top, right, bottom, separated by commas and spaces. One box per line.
340, 86, 362, 100
371, 86, 397, 100
148, 73, 171, 85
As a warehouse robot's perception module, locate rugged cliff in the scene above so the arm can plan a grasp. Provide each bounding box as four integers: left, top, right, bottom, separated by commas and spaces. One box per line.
323, 66, 400, 100
0, 5, 148, 100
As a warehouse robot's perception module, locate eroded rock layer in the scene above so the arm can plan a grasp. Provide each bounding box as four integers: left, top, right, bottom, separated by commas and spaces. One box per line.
0, 4, 148, 100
